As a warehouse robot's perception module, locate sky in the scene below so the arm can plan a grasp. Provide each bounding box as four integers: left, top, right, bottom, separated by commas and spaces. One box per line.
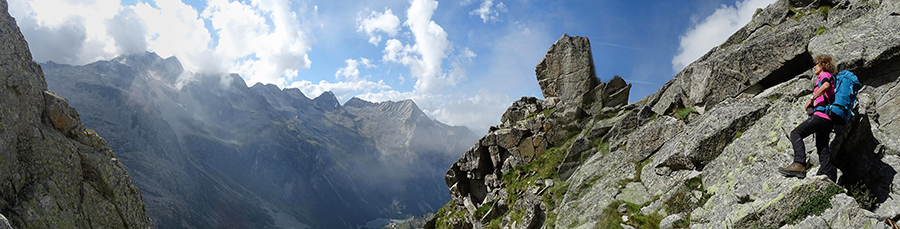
8, 0, 776, 133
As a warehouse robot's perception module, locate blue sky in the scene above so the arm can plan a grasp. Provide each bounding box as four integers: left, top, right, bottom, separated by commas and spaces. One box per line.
8, 0, 775, 132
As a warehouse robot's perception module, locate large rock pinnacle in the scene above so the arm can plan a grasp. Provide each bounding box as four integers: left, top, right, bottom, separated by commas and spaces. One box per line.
535, 34, 600, 107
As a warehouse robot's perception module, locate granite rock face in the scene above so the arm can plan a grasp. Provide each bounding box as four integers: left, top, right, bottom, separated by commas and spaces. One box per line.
430, 0, 900, 228
536, 34, 601, 109
0, 0, 153, 228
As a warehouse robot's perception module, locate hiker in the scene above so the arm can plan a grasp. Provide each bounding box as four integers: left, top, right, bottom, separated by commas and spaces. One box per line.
779, 54, 838, 181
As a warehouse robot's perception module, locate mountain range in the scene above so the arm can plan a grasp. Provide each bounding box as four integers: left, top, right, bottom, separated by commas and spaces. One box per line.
39, 51, 478, 228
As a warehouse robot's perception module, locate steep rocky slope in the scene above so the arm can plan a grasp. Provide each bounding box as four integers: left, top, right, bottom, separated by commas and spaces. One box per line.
0, 0, 153, 228
430, 0, 900, 228
39, 51, 478, 227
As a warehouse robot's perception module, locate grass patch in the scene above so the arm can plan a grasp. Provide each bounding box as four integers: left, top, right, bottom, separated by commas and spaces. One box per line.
790, 9, 807, 22
596, 201, 627, 229
596, 200, 663, 229
812, 6, 831, 18
522, 107, 558, 121
675, 108, 696, 121
500, 134, 578, 226
542, 178, 569, 211
816, 26, 827, 35
474, 200, 495, 219
784, 184, 844, 224
508, 209, 526, 227
591, 138, 610, 156
486, 218, 502, 229
848, 182, 875, 210
628, 212, 665, 229
767, 97, 779, 102
673, 218, 690, 228
579, 177, 601, 194
734, 131, 743, 140
433, 202, 468, 229
634, 159, 652, 183
665, 177, 712, 215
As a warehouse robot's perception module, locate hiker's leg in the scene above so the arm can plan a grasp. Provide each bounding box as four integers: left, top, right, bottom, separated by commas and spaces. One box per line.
814, 118, 837, 181
790, 117, 818, 164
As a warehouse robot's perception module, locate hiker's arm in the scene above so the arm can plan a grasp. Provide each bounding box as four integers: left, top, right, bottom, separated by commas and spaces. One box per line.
805, 81, 831, 109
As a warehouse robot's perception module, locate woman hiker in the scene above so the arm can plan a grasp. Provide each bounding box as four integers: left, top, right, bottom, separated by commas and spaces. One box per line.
779, 54, 838, 182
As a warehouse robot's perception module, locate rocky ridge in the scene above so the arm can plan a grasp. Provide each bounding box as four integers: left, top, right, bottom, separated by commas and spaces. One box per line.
430, 0, 900, 228
0, 0, 153, 228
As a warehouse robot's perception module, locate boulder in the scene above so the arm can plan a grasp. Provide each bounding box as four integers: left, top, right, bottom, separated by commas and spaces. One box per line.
648, 1, 822, 113
606, 84, 631, 108
818, 194, 885, 228
0, 213, 10, 229
626, 116, 684, 162
616, 182, 651, 205
555, 149, 636, 228
659, 214, 683, 229
535, 34, 600, 108
654, 98, 769, 174
500, 97, 542, 125
808, 0, 900, 71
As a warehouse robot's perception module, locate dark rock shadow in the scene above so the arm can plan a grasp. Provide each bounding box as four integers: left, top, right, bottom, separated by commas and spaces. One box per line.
831, 114, 896, 209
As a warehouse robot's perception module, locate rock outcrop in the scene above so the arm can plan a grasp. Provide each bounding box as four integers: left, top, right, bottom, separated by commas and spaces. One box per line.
430, 0, 900, 228
0, 0, 153, 228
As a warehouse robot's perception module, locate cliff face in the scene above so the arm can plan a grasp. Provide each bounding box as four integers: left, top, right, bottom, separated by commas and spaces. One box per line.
0, 0, 153, 228
431, 0, 900, 228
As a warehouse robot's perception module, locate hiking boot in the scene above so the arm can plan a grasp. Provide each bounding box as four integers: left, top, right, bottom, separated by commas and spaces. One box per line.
779, 162, 806, 178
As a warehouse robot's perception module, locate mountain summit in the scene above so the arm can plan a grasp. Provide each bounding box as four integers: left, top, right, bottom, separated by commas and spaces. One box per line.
431, 0, 900, 228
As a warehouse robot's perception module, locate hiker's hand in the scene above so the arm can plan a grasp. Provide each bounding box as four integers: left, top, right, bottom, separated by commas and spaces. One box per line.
805, 99, 813, 109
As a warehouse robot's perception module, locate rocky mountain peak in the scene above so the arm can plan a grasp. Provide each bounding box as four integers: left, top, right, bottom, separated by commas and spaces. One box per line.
431, 0, 900, 228
313, 91, 341, 111
345, 98, 425, 122
0, 0, 153, 227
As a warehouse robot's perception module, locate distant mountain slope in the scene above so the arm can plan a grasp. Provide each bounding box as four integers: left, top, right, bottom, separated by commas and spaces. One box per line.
0, 0, 153, 228
42, 51, 478, 228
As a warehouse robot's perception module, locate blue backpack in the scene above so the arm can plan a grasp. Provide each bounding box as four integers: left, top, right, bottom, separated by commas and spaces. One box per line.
815, 70, 861, 125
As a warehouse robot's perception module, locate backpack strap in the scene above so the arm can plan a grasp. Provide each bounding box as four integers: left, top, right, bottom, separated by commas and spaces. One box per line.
816, 74, 834, 104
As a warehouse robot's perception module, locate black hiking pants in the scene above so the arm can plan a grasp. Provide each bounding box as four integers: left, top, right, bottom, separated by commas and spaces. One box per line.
790, 115, 836, 181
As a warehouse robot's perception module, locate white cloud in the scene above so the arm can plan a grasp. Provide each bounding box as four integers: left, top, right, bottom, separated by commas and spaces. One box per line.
10, 0, 312, 88
8, 0, 121, 64
131, 0, 223, 80
462, 47, 477, 61
357, 8, 401, 46
425, 90, 510, 133
289, 79, 391, 102
335, 58, 376, 81
381, 0, 452, 95
671, 0, 776, 72
202, 0, 312, 88
469, 0, 506, 23
106, 7, 149, 55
